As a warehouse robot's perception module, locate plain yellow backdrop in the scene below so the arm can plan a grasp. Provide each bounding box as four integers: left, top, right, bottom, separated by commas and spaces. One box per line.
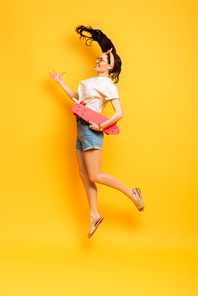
0, 0, 198, 295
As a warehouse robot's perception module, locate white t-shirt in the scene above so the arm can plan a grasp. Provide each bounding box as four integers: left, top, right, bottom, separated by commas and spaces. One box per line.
77, 76, 119, 113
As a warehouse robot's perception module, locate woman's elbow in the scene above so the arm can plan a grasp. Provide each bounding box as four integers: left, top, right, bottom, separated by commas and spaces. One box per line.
117, 113, 124, 121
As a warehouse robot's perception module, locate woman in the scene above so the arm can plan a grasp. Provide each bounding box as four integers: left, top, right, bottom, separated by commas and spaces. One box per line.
49, 25, 144, 238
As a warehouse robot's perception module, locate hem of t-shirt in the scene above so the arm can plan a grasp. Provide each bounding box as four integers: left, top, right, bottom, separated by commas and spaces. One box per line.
106, 97, 120, 101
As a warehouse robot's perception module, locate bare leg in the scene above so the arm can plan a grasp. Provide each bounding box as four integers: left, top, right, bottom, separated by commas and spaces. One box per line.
76, 149, 144, 238
83, 149, 144, 211
76, 151, 102, 233
83, 149, 133, 198
76, 151, 98, 216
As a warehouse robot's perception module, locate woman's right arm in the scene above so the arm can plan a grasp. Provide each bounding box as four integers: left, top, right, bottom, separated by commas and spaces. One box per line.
49, 70, 78, 100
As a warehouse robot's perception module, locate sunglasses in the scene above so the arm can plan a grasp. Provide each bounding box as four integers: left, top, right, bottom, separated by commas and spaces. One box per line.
95, 57, 109, 63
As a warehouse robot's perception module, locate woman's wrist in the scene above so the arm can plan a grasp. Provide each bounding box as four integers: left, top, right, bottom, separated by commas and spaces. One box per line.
58, 80, 64, 85
99, 124, 103, 131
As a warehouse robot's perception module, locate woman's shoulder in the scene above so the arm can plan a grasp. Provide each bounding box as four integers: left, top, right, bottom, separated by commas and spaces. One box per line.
79, 77, 118, 92
79, 77, 95, 85
80, 76, 115, 84
96, 77, 118, 91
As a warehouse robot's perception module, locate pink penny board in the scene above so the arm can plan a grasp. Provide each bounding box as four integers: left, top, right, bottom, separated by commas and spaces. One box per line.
71, 101, 120, 135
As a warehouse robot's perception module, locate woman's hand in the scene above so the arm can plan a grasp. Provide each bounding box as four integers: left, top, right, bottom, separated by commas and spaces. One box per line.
49, 70, 78, 100
49, 70, 65, 84
88, 121, 100, 131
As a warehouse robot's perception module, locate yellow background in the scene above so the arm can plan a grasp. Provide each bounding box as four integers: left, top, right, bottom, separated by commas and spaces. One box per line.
0, 0, 198, 295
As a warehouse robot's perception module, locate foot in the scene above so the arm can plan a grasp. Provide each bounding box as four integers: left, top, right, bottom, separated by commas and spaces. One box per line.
129, 188, 145, 212
87, 214, 104, 238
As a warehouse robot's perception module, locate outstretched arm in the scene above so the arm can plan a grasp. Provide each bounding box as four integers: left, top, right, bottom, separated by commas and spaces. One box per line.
88, 99, 123, 131
49, 70, 78, 100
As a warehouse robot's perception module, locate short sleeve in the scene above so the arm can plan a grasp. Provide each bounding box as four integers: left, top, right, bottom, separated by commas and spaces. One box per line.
93, 80, 119, 101
104, 83, 119, 101
78, 82, 84, 101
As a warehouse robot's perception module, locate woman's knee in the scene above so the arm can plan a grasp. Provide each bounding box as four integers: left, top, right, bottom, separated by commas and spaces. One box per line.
88, 172, 101, 183
79, 169, 100, 184
79, 169, 89, 181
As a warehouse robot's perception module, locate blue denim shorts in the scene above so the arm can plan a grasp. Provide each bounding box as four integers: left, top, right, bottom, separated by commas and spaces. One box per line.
76, 118, 104, 152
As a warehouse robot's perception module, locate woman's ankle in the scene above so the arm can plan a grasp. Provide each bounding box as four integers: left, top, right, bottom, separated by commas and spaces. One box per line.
89, 212, 100, 219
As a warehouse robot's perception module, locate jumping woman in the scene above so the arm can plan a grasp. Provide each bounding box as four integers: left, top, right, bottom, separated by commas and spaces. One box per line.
49, 25, 145, 238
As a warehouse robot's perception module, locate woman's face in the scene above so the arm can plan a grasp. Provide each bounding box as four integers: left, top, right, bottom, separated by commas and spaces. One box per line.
94, 53, 111, 75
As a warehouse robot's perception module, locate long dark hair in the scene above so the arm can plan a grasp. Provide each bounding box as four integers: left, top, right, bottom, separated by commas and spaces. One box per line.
75, 25, 122, 83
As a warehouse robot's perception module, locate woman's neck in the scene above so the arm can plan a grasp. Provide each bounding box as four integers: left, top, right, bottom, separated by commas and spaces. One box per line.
97, 72, 110, 78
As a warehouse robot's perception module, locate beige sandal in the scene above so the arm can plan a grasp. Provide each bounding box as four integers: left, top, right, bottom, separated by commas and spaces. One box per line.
131, 188, 145, 212
88, 215, 104, 238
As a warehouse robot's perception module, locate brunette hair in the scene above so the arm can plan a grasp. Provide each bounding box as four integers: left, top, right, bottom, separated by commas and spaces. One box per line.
75, 25, 122, 83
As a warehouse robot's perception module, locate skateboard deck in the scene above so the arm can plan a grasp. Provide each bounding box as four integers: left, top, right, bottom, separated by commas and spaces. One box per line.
71, 101, 120, 135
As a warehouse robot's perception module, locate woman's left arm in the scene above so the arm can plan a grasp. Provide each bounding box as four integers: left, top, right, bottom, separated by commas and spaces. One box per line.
88, 99, 123, 131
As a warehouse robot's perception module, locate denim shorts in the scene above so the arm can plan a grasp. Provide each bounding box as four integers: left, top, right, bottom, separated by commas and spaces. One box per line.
76, 117, 104, 152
